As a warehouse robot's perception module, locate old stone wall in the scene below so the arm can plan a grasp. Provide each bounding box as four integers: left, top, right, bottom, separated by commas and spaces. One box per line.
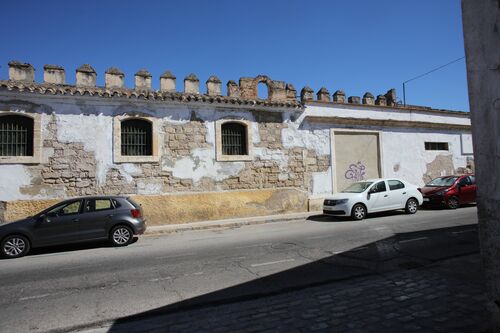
0, 101, 330, 224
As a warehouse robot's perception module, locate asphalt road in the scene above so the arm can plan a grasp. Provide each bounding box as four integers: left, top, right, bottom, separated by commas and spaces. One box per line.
0, 206, 479, 333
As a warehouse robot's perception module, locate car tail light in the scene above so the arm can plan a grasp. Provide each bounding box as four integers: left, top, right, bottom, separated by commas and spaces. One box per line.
131, 209, 142, 218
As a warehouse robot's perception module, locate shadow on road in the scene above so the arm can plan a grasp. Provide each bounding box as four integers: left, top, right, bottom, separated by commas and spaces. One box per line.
307, 210, 408, 222
104, 223, 484, 332
10, 237, 139, 258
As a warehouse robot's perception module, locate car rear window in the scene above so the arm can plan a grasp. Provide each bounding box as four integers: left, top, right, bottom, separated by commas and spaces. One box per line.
126, 197, 141, 209
388, 180, 405, 190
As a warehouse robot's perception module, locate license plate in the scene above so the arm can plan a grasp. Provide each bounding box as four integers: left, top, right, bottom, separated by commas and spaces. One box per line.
423, 198, 430, 202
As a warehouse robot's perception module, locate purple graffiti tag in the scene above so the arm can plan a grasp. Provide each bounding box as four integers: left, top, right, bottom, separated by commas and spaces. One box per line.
344, 161, 366, 181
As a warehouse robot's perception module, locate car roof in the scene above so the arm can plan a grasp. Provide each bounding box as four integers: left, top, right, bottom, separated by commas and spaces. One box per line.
59, 195, 129, 202
364, 178, 405, 182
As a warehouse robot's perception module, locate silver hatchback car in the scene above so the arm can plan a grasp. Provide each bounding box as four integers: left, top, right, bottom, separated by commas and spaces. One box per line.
0, 196, 146, 259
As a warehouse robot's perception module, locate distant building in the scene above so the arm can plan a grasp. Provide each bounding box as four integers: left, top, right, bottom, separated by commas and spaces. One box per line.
0, 61, 473, 224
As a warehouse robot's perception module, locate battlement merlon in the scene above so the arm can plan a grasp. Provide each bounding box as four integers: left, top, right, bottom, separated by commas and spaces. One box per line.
4, 60, 420, 111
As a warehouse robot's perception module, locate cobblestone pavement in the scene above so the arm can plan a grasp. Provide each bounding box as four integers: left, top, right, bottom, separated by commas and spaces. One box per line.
98, 254, 488, 333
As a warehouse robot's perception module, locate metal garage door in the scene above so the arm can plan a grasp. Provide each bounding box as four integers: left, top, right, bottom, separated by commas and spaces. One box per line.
332, 130, 381, 192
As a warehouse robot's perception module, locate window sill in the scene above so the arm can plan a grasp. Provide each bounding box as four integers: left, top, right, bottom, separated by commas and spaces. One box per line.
113, 155, 160, 163
0, 156, 41, 164
216, 154, 252, 162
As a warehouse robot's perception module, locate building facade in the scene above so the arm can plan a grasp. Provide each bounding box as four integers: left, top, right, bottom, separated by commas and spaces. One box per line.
0, 61, 473, 224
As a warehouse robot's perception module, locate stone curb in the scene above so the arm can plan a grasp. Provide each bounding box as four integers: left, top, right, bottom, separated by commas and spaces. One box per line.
143, 211, 322, 236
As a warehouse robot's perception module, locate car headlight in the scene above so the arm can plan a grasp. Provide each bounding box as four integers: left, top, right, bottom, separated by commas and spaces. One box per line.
435, 190, 445, 196
336, 199, 349, 204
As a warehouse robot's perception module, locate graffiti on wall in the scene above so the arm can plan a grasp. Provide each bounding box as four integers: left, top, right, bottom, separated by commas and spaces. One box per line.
345, 161, 366, 181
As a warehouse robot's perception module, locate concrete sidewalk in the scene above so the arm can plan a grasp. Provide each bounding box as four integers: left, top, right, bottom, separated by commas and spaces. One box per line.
144, 211, 321, 235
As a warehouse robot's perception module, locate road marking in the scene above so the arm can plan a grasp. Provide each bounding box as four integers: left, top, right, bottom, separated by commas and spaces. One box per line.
192, 271, 204, 276
399, 237, 428, 244
452, 229, 477, 235
230, 256, 247, 260
155, 252, 196, 260
19, 293, 52, 301
250, 258, 295, 267
236, 243, 272, 249
373, 226, 391, 231
149, 277, 172, 282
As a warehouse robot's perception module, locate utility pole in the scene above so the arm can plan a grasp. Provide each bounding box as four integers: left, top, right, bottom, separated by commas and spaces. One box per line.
462, 1, 500, 331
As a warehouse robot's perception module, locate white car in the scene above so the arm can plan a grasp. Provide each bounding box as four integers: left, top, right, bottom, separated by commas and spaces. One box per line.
323, 178, 424, 220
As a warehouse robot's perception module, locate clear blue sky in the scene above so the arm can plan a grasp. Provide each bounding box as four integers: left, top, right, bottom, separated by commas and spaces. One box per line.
0, 0, 468, 111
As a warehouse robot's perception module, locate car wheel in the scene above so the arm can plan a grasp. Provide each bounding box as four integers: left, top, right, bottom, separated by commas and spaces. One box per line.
110, 225, 133, 247
447, 196, 459, 210
1, 235, 30, 259
351, 204, 367, 221
405, 198, 419, 214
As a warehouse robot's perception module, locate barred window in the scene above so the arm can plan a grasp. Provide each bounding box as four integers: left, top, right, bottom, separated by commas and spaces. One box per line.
425, 142, 449, 151
121, 119, 152, 156
221, 122, 247, 155
0, 115, 34, 157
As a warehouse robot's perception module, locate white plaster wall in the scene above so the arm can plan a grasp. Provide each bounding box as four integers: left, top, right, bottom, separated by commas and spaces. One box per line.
162, 148, 245, 183
0, 92, 473, 201
382, 130, 468, 186
282, 112, 331, 155
311, 167, 333, 196
0, 165, 33, 201
305, 104, 471, 126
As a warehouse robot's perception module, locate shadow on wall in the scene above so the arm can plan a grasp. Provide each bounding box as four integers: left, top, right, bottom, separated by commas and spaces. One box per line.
106, 223, 486, 332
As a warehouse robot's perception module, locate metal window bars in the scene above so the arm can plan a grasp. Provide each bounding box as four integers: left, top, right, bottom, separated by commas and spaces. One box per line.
121, 119, 152, 156
0, 115, 34, 157
222, 123, 247, 155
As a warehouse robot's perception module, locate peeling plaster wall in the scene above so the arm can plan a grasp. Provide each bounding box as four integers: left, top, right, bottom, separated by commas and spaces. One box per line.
0, 92, 472, 213
382, 130, 470, 186
0, 93, 330, 206
56, 114, 113, 185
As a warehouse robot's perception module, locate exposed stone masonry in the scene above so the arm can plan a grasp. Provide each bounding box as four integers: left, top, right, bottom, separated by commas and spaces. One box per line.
24, 112, 329, 198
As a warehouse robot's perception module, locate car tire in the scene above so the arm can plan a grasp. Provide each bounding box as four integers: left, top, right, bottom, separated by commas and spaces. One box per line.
351, 204, 367, 221
447, 196, 460, 210
405, 198, 419, 214
110, 225, 133, 247
1, 235, 30, 259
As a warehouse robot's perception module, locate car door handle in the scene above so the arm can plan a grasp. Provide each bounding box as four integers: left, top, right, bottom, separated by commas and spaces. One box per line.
72, 218, 80, 222
403, 192, 406, 195
107, 214, 114, 218
384, 194, 388, 197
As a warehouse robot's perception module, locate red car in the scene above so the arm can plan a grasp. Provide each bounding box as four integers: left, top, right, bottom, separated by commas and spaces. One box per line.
420, 175, 476, 209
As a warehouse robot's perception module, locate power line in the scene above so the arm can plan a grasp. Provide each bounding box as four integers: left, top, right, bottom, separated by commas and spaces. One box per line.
403, 56, 465, 106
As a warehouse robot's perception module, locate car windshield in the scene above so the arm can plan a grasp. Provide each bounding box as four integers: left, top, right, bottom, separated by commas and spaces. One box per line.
426, 176, 458, 187
341, 181, 373, 193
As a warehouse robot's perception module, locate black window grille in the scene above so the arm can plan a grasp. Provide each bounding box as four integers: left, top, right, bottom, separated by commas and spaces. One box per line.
121, 119, 152, 156
222, 122, 247, 155
0, 115, 34, 156
425, 142, 448, 151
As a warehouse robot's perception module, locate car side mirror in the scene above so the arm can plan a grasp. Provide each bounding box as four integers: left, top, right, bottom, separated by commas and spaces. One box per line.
367, 193, 371, 200
39, 214, 50, 223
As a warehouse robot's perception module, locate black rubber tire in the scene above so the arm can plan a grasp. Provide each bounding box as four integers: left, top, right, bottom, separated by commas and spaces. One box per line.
109, 225, 133, 247
405, 198, 419, 214
1, 234, 30, 259
447, 196, 460, 210
351, 204, 367, 221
